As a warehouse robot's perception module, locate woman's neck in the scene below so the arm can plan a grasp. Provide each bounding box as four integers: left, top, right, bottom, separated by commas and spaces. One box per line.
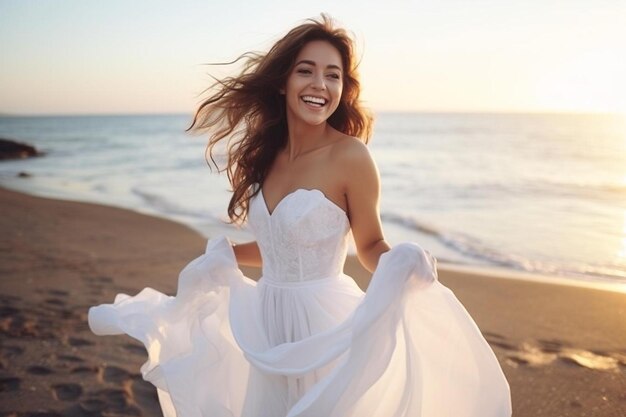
284, 122, 333, 162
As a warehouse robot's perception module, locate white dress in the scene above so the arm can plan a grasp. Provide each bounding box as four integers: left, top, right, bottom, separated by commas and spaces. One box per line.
88, 183, 512, 417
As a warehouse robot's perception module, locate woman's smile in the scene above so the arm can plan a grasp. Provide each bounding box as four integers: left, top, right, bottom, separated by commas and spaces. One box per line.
301, 95, 328, 108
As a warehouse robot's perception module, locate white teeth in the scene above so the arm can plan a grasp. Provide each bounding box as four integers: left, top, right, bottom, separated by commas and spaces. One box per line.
301, 96, 327, 106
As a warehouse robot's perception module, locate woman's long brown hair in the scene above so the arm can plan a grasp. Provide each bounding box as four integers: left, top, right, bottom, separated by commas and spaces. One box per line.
186, 13, 373, 225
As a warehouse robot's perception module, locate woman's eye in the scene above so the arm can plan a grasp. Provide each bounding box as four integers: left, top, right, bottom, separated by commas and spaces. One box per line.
296, 69, 340, 80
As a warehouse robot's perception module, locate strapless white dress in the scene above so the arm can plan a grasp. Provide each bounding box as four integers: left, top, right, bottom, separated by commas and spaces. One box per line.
88, 183, 512, 417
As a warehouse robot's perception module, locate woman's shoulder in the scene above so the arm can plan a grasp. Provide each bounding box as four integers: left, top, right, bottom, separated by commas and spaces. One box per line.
330, 133, 370, 159
330, 133, 374, 168
328, 134, 378, 194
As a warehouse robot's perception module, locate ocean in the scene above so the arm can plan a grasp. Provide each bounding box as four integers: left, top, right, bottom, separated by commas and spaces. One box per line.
1, 112, 624, 291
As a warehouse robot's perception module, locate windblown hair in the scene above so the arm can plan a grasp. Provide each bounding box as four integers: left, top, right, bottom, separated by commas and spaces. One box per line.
186, 13, 373, 225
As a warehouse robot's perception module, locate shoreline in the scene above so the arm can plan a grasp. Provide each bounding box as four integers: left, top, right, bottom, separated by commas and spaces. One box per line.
1, 179, 623, 294
1, 185, 625, 416
440, 262, 626, 294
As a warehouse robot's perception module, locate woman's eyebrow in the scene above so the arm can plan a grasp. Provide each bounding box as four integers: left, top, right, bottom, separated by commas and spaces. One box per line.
295, 59, 342, 71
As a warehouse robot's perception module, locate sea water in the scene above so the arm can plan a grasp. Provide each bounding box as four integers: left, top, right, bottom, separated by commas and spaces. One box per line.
1, 112, 624, 290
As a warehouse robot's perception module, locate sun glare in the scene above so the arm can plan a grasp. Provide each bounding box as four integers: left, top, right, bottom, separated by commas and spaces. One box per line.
535, 43, 626, 114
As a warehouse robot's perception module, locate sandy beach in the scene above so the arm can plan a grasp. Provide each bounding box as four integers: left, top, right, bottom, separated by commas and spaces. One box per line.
0, 185, 624, 416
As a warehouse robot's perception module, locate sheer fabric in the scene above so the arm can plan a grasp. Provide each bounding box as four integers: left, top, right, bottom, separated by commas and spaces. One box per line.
88, 183, 511, 416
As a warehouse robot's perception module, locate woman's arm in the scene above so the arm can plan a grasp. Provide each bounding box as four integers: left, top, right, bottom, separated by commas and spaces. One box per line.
339, 139, 392, 273
231, 240, 263, 268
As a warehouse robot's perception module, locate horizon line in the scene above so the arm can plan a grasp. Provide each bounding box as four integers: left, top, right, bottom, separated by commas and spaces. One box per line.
1, 108, 624, 118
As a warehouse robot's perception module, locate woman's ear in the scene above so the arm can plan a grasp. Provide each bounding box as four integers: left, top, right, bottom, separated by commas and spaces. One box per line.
279, 87, 285, 95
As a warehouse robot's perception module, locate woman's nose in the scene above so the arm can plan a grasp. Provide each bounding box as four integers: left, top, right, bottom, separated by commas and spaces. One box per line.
311, 72, 326, 90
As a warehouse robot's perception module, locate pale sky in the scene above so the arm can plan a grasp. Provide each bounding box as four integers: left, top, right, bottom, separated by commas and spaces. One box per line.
1, 0, 625, 115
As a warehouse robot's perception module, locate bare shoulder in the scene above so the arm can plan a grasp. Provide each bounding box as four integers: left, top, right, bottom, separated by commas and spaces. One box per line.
329, 135, 378, 193
332, 135, 372, 168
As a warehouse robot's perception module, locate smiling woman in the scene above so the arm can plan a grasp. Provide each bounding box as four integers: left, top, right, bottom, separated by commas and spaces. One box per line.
88, 13, 512, 417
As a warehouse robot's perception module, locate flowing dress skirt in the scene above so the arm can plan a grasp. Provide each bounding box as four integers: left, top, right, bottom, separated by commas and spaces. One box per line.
88, 235, 512, 417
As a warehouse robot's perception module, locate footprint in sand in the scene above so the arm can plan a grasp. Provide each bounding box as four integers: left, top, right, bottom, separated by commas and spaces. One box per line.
86, 276, 114, 285
51, 382, 83, 401
47, 289, 69, 297
130, 376, 161, 412
0, 305, 19, 317
72, 322, 90, 333
487, 339, 518, 351
27, 365, 54, 375
71, 365, 99, 375
122, 342, 145, 356
482, 331, 505, 340
77, 397, 107, 413
58, 309, 78, 320
0, 313, 39, 338
537, 338, 566, 353
67, 336, 94, 347
1, 345, 24, 356
44, 297, 66, 306
98, 387, 130, 407
483, 332, 518, 351
0, 376, 21, 392
56, 354, 84, 363
100, 365, 131, 384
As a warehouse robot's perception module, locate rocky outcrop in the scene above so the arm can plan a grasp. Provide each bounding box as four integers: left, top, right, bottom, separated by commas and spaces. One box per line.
0, 138, 45, 160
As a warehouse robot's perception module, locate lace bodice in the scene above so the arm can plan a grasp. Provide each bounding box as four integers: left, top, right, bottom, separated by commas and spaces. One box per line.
247, 183, 350, 283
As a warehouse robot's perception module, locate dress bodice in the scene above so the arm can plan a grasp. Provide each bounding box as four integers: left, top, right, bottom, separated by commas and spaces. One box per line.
247, 183, 351, 283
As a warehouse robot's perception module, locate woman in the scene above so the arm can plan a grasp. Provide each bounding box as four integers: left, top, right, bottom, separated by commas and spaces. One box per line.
88, 13, 512, 417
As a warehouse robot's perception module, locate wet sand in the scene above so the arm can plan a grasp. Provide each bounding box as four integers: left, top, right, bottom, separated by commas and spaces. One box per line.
0, 185, 624, 416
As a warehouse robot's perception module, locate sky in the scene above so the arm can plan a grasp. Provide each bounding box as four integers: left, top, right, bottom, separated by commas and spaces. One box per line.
1, 0, 625, 115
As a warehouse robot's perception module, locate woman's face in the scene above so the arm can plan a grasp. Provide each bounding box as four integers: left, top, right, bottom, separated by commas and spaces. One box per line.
281, 40, 344, 127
